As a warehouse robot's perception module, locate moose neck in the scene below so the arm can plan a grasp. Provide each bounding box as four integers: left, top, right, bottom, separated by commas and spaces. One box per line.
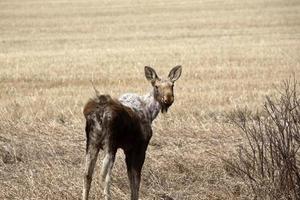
143, 90, 161, 122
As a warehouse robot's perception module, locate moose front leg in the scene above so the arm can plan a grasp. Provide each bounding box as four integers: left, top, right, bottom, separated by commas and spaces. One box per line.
125, 148, 146, 200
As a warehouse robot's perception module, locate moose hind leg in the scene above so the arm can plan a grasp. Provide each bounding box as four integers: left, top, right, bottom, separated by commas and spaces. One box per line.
125, 149, 146, 200
82, 144, 100, 200
101, 152, 116, 200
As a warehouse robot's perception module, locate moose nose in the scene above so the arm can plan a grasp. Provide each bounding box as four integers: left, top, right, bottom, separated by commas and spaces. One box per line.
163, 95, 174, 105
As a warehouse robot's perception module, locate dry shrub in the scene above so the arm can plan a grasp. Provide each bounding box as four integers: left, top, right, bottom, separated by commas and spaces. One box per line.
226, 79, 300, 200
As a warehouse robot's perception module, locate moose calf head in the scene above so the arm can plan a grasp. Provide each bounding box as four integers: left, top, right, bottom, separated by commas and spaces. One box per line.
144, 65, 182, 113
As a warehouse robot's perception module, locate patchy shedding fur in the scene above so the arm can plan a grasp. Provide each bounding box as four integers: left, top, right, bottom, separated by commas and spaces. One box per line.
119, 91, 161, 123
83, 95, 145, 151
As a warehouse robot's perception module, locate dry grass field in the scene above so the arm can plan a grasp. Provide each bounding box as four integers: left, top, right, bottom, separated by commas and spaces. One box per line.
0, 0, 300, 199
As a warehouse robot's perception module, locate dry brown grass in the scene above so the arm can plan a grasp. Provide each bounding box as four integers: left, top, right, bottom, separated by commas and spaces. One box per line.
0, 0, 299, 199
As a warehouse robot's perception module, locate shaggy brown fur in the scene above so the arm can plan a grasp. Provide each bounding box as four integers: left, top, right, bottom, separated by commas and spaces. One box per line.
83, 95, 150, 152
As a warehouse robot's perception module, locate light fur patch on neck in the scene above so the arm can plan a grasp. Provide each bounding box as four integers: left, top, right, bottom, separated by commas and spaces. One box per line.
118, 91, 161, 123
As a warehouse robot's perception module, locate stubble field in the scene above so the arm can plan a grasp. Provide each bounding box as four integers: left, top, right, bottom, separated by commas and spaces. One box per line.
0, 0, 299, 199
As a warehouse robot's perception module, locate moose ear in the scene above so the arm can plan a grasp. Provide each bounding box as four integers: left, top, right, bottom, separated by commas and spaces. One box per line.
144, 66, 159, 82
168, 65, 182, 82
